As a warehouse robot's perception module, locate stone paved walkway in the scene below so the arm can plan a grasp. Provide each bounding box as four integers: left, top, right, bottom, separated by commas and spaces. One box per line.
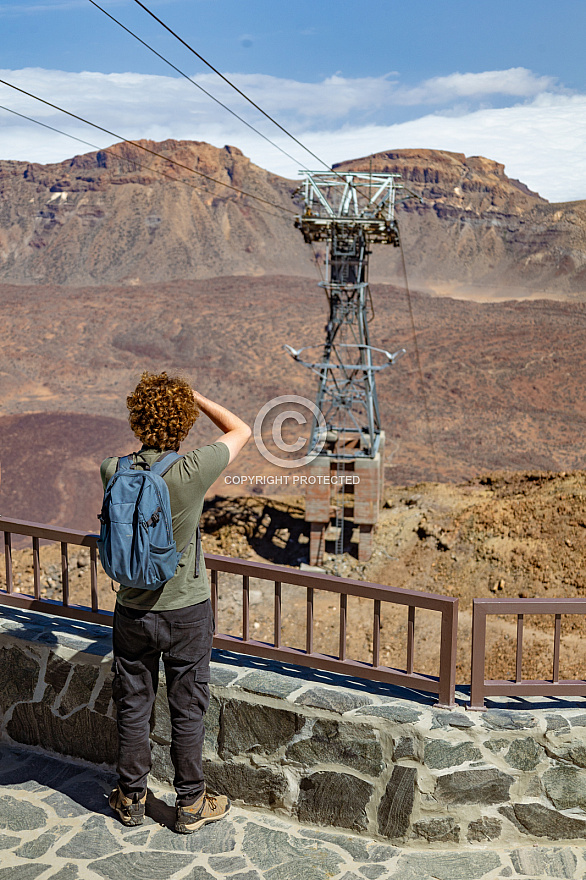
0, 744, 585, 880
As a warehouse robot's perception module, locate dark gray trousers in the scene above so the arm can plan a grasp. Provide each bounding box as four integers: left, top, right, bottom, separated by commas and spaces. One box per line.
112, 599, 213, 806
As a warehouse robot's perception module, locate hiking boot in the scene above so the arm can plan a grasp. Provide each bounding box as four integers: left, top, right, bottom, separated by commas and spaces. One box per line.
108, 786, 146, 826
175, 790, 231, 834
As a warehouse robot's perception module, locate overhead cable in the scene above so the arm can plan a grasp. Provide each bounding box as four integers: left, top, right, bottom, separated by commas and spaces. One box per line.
130, 0, 339, 175
396, 217, 440, 482
0, 78, 297, 216
87, 0, 309, 174
98, 0, 395, 206
0, 104, 106, 154
0, 103, 287, 220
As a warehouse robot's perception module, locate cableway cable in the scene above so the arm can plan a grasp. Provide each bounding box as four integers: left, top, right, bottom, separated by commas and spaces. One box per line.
130, 0, 358, 185
0, 104, 105, 155
0, 103, 287, 221
396, 217, 441, 483
96, 0, 392, 209
0, 78, 297, 217
87, 0, 310, 174
310, 241, 325, 285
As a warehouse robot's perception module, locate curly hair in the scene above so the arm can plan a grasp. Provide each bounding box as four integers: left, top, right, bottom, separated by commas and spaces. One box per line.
127, 371, 199, 450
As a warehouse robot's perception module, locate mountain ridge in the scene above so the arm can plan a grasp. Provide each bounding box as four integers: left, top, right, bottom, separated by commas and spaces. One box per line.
336, 147, 586, 294
1, 139, 586, 293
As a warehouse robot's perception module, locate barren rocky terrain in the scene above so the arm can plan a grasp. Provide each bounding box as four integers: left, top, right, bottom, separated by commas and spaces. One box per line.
0, 140, 309, 286
2, 139, 586, 294
337, 148, 586, 295
2, 275, 586, 533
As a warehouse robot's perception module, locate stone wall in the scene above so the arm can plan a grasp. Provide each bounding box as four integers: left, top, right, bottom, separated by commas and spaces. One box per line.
2, 606, 586, 846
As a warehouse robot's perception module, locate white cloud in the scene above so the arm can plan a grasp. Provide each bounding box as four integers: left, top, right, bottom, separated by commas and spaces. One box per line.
195, 72, 400, 120
0, 66, 584, 202
397, 68, 557, 105
311, 93, 586, 204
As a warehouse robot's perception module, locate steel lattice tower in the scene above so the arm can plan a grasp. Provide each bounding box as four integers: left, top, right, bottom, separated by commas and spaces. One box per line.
288, 171, 406, 564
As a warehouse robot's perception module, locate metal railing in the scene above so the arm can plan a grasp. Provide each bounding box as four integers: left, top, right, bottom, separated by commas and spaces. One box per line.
208, 554, 458, 707
0, 515, 458, 707
1, 516, 104, 625
470, 597, 586, 709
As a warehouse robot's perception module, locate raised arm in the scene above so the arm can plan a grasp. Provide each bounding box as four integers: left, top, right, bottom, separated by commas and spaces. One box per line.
193, 391, 251, 464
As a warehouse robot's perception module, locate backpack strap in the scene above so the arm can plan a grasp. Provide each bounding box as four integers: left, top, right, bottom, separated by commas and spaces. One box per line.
151, 451, 183, 477
115, 452, 152, 472
150, 453, 201, 574
194, 525, 201, 578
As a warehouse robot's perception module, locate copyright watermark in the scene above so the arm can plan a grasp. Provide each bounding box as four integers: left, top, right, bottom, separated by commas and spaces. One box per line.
253, 394, 326, 468
225, 474, 360, 486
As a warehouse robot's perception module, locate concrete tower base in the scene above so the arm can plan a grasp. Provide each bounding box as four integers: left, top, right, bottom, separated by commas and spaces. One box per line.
305, 434, 385, 566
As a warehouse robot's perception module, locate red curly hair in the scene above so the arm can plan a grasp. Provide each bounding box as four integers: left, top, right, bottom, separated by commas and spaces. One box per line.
127, 371, 199, 450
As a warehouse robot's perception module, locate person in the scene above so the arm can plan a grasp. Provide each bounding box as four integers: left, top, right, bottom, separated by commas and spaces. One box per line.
101, 371, 251, 833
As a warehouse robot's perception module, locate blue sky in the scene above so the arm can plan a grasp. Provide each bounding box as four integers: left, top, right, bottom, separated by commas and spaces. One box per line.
0, 0, 585, 200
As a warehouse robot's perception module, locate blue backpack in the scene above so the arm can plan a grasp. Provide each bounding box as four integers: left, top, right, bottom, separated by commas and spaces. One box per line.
98, 451, 199, 591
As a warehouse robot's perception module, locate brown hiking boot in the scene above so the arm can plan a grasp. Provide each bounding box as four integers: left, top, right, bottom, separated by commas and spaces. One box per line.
175, 790, 231, 834
108, 786, 146, 826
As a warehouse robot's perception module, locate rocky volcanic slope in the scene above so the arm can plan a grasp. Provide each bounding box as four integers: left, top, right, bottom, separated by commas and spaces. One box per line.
0, 139, 311, 286
2, 140, 586, 292
2, 276, 586, 530
336, 148, 586, 294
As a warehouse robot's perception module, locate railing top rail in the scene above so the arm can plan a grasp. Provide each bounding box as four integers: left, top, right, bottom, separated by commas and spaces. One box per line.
474, 597, 586, 614
0, 516, 457, 613
0, 516, 98, 545
205, 553, 457, 611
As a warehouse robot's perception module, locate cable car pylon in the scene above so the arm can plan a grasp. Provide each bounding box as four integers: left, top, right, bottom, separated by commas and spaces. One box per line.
287, 170, 407, 565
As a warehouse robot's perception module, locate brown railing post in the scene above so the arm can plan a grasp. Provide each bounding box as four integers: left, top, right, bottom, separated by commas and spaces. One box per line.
210, 569, 218, 632
90, 545, 99, 612
470, 599, 488, 710
4, 532, 13, 593
437, 599, 458, 708
515, 614, 524, 682
406, 606, 415, 674
373, 599, 381, 668
306, 588, 314, 655
553, 613, 562, 683
61, 542, 69, 607
32, 537, 40, 599
242, 575, 250, 641
339, 593, 347, 661
274, 582, 282, 648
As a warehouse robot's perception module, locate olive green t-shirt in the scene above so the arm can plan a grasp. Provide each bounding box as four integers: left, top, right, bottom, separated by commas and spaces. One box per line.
100, 441, 229, 611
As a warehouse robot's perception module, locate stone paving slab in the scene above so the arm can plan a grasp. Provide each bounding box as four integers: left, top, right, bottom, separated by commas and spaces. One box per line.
0, 746, 585, 880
